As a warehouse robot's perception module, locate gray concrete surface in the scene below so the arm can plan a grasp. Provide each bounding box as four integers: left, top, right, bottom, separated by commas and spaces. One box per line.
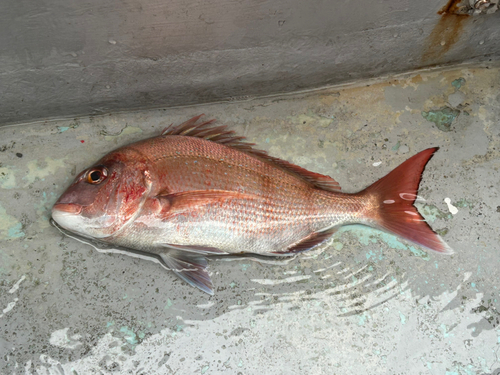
1, 0, 500, 125
1, 64, 500, 374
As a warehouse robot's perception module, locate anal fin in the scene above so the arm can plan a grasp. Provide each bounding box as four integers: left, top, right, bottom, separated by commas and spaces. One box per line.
160, 250, 214, 295
275, 227, 338, 255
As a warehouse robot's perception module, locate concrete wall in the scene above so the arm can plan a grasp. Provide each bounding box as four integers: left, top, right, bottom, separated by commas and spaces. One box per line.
1, 0, 499, 125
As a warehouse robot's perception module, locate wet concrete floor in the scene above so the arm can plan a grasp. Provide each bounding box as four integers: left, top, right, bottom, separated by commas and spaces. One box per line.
1, 63, 499, 374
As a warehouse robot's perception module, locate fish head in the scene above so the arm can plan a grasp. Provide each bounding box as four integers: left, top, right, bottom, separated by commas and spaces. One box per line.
52, 149, 153, 239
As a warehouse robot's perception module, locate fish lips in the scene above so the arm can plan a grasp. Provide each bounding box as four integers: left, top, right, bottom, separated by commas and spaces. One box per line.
52, 203, 83, 215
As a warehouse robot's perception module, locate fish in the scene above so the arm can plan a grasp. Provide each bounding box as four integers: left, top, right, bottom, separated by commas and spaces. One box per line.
52, 115, 453, 295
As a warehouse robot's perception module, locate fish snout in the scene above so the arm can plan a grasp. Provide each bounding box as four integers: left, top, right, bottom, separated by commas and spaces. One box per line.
51, 202, 86, 233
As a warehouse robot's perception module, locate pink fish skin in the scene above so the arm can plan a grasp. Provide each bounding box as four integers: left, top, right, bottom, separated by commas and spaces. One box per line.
52, 115, 453, 294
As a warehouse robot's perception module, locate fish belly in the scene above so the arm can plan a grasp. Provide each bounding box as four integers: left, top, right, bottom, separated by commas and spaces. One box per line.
112, 193, 362, 255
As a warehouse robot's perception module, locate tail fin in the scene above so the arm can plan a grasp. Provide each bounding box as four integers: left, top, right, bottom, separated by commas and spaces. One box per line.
362, 148, 453, 254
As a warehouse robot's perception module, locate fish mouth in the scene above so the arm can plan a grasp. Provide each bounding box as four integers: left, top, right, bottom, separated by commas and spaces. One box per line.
51, 203, 86, 235
52, 203, 83, 215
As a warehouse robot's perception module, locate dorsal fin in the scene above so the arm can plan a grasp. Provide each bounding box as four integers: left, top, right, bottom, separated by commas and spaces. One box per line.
162, 115, 341, 192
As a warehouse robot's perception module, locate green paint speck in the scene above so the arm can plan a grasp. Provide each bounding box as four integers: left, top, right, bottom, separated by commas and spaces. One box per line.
357, 313, 368, 326
120, 326, 138, 345
436, 228, 449, 236
365, 249, 384, 261
399, 312, 406, 325
408, 246, 429, 260
416, 203, 451, 223
421, 106, 460, 132
201, 365, 210, 374
7, 222, 25, 239
165, 298, 173, 309
57, 122, 78, 133
455, 198, 474, 209
440, 324, 451, 338
333, 241, 344, 251
0, 205, 25, 240
451, 77, 466, 89
240, 264, 250, 271
392, 141, 400, 151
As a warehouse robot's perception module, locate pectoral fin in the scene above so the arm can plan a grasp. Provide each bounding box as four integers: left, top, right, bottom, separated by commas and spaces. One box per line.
160, 250, 214, 295
157, 190, 258, 215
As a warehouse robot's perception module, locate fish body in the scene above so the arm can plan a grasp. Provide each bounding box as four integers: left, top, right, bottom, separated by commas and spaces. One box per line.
52, 116, 452, 294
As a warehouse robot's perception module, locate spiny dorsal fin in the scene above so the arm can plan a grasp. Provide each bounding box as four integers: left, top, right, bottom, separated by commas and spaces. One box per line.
162, 115, 341, 192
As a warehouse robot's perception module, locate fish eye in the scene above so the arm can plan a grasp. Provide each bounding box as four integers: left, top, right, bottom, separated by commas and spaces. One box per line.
86, 166, 108, 184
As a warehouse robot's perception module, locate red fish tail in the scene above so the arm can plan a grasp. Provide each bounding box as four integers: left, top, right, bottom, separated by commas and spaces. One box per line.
361, 148, 453, 254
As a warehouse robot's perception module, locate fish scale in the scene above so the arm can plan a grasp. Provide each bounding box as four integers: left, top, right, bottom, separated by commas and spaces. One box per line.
131, 136, 318, 196
52, 115, 453, 295
115, 186, 355, 254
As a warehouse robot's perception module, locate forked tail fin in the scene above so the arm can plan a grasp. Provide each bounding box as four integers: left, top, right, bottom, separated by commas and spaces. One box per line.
362, 147, 453, 254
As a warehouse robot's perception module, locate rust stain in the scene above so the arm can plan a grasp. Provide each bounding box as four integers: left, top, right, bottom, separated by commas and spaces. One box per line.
437, 0, 468, 14
422, 0, 471, 63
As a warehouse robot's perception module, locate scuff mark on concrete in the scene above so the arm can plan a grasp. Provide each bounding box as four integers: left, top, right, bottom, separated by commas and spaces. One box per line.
8, 275, 26, 294
0, 298, 19, 318
102, 126, 143, 141
287, 111, 334, 128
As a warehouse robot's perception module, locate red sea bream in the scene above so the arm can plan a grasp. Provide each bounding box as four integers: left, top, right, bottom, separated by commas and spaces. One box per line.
52, 115, 453, 294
